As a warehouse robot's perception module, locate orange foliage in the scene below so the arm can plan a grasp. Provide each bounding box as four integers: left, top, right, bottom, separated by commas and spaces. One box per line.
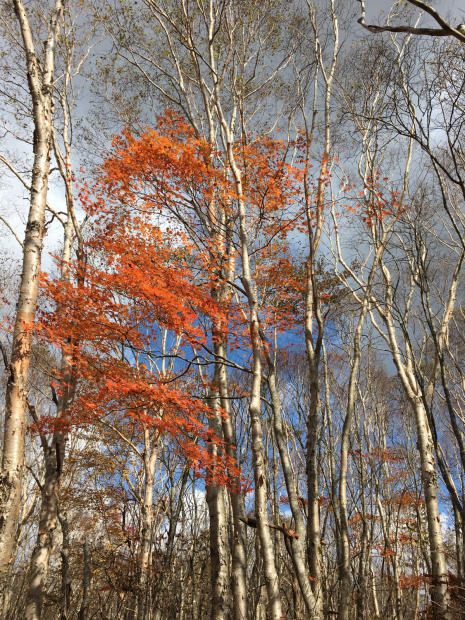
37, 112, 250, 487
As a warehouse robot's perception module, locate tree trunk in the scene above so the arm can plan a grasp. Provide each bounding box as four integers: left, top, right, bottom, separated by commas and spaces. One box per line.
305, 363, 323, 614
216, 341, 248, 620
0, 0, 64, 587
25, 451, 59, 620
220, 118, 283, 619
355, 472, 369, 620
25, 192, 78, 618
206, 383, 229, 620
413, 399, 450, 618
78, 538, 91, 620
337, 262, 379, 619
137, 430, 158, 620
266, 360, 318, 616
454, 509, 464, 581
58, 509, 71, 620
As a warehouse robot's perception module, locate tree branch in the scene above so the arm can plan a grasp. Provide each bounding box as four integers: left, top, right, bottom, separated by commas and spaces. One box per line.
357, 0, 465, 43
0, 216, 24, 248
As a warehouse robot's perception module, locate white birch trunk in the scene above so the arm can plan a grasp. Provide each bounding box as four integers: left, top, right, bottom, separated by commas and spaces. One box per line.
225, 146, 282, 618
25, 196, 78, 619
0, 0, 64, 589
137, 429, 158, 620
206, 385, 229, 620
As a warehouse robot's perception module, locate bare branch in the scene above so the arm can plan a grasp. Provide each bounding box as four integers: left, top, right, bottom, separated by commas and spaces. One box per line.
0, 216, 23, 248
357, 0, 465, 43
0, 154, 65, 226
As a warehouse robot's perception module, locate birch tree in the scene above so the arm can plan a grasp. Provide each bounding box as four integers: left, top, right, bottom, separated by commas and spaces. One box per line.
0, 0, 65, 590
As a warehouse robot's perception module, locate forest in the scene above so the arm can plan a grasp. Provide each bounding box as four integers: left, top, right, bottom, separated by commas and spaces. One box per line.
0, 0, 465, 618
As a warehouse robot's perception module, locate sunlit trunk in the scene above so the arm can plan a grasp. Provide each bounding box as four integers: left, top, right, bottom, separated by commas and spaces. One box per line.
0, 0, 64, 586
413, 399, 449, 618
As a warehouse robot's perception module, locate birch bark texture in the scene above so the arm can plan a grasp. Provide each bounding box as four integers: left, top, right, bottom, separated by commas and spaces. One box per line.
0, 0, 65, 586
